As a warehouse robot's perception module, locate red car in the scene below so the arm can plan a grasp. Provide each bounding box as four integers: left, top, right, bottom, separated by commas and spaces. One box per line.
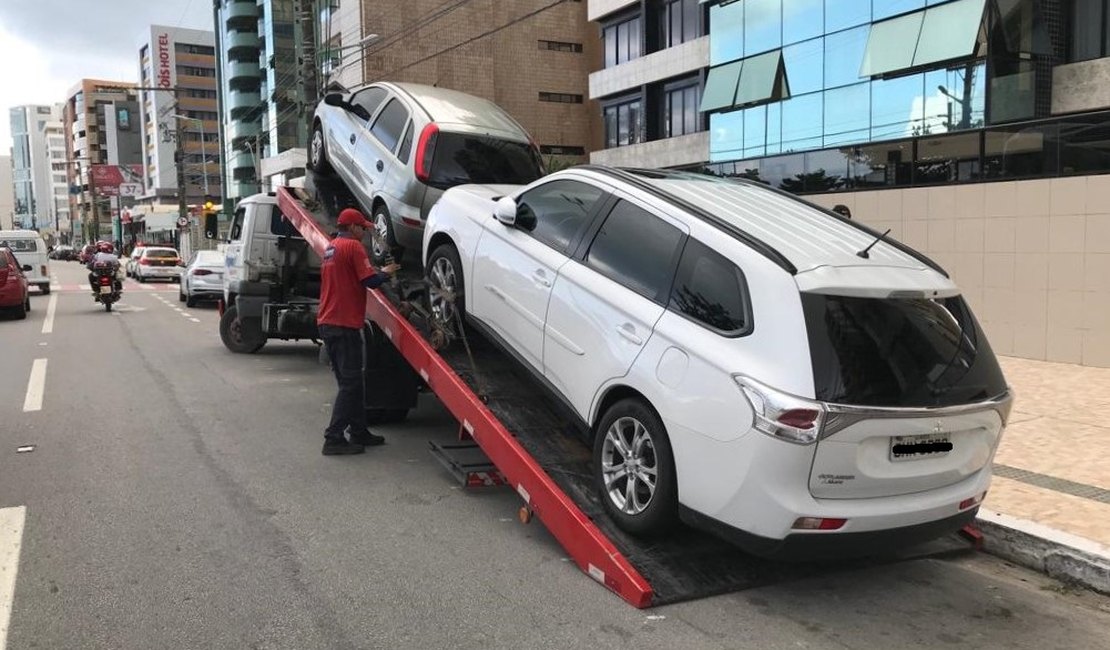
0, 246, 31, 319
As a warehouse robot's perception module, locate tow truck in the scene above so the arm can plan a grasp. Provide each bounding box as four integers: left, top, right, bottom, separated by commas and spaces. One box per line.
268, 171, 979, 608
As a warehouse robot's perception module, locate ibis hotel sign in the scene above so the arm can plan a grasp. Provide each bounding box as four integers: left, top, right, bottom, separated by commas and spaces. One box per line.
157, 32, 173, 88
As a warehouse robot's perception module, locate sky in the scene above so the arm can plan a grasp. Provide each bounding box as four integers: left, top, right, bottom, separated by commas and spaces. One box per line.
0, 0, 213, 152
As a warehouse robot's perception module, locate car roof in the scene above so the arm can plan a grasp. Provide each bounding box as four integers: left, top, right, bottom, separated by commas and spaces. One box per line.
142, 247, 177, 253
576, 166, 942, 278
0, 230, 44, 239
379, 82, 529, 141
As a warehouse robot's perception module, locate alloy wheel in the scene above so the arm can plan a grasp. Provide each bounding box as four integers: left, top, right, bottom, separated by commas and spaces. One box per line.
428, 255, 457, 326
310, 129, 323, 168
600, 417, 659, 515
371, 212, 389, 259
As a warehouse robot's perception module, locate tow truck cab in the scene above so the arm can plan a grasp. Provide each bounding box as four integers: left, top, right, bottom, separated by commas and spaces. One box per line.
221, 193, 322, 352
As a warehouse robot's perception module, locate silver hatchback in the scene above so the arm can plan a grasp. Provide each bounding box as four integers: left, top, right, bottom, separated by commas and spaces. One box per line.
309, 82, 545, 263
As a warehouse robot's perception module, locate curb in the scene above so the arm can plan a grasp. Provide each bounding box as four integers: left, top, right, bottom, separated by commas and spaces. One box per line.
976, 509, 1110, 595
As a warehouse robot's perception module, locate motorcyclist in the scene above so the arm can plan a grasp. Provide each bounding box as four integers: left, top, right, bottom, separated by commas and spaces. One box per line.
87, 241, 122, 295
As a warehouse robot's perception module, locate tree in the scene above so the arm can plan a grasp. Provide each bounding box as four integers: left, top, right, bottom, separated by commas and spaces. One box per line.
779, 169, 843, 193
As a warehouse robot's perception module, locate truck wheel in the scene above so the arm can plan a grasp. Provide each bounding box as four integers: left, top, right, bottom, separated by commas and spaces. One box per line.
219, 304, 266, 354
371, 206, 403, 266
593, 398, 678, 536
426, 243, 465, 335
39, 283, 50, 295
366, 408, 409, 425
308, 123, 333, 175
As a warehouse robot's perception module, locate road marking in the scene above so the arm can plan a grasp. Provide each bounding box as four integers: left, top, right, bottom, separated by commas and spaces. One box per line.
40, 294, 58, 334
189, 318, 200, 323
173, 308, 183, 313
0, 506, 27, 650
181, 312, 192, 318
22, 359, 47, 412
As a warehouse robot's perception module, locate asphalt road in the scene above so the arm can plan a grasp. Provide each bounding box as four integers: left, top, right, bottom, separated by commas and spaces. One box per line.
1, 261, 1108, 650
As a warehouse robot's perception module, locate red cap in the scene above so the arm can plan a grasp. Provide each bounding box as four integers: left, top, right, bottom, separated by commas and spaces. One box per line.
337, 208, 373, 228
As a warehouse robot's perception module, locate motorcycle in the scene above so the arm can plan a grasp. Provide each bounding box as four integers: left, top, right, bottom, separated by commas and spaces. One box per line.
91, 263, 122, 312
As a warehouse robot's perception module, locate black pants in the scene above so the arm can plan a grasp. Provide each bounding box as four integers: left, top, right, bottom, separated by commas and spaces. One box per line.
320, 324, 367, 442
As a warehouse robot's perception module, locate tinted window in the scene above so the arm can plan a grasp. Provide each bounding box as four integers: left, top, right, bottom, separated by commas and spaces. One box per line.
428, 133, 544, 189
229, 208, 245, 241
586, 201, 684, 300
0, 239, 38, 252
800, 294, 1007, 407
370, 99, 408, 153
144, 249, 178, 259
396, 121, 414, 163
669, 239, 750, 334
516, 180, 605, 252
0, 250, 9, 266
269, 206, 302, 238
350, 87, 388, 121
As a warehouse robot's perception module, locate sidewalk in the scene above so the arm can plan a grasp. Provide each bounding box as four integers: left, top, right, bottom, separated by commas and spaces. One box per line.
977, 356, 1110, 592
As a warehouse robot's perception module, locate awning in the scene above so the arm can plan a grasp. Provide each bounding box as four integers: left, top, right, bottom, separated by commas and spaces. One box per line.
860, 0, 987, 78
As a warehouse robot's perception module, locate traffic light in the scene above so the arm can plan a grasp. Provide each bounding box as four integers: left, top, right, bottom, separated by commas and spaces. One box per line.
203, 197, 218, 239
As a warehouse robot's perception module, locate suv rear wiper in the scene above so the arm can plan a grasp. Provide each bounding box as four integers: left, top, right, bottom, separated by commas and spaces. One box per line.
856, 228, 891, 259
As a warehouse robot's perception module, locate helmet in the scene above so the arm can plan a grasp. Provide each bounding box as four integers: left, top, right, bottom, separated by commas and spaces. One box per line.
96, 241, 114, 254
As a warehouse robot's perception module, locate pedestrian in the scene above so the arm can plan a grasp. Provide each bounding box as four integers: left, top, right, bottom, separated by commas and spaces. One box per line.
317, 207, 401, 456
832, 204, 852, 219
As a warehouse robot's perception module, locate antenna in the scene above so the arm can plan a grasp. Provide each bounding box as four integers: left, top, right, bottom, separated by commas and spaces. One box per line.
856, 228, 892, 259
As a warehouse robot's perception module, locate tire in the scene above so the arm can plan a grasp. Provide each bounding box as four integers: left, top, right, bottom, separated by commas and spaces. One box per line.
179, 285, 187, 302
104, 301, 112, 313
185, 295, 198, 308
219, 304, 266, 354
426, 243, 465, 335
39, 283, 50, 295
593, 398, 678, 536
308, 123, 333, 175
370, 206, 402, 265
14, 296, 27, 320
366, 408, 409, 425
138, 273, 147, 283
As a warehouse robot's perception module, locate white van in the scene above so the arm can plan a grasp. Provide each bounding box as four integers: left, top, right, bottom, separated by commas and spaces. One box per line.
0, 230, 50, 294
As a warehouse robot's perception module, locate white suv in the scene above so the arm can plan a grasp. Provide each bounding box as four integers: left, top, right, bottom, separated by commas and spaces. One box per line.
423, 166, 1012, 558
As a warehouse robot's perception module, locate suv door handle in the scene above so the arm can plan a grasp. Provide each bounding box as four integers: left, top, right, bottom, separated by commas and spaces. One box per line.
376, 159, 384, 172
349, 134, 356, 145
616, 323, 643, 345
531, 270, 551, 288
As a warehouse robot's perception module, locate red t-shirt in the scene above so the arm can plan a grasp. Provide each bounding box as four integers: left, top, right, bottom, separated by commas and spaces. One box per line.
317, 235, 377, 329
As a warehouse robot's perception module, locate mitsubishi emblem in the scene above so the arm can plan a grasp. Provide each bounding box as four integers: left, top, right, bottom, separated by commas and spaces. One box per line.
933, 421, 944, 435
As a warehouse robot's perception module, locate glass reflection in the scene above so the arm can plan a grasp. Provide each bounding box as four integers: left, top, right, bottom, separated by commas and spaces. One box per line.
825, 0, 870, 34
849, 140, 914, 187
925, 62, 986, 132
782, 0, 822, 46
983, 125, 1055, 179
767, 102, 782, 154
915, 132, 981, 182
824, 83, 870, 146
804, 149, 850, 191
709, 110, 745, 162
824, 25, 869, 89
781, 93, 823, 151
783, 37, 823, 95
760, 153, 805, 189
745, 0, 782, 56
873, 0, 926, 22
871, 73, 926, 141
710, 2, 745, 65
744, 104, 767, 157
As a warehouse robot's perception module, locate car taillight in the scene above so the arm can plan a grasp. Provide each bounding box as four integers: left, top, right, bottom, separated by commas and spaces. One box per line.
414, 123, 439, 183
99, 276, 111, 285
792, 517, 847, 531
140, 258, 152, 265
194, 269, 212, 276
959, 491, 987, 511
735, 375, 826, 445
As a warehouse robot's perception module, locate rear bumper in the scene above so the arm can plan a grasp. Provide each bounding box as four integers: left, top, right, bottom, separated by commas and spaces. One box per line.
0, 285, 24, 306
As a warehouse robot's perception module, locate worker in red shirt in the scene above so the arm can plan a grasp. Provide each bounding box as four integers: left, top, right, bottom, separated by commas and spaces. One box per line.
317, 207, 400, 455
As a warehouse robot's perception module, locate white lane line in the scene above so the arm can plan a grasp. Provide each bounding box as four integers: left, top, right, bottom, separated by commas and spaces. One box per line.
189, 318, 200, 323
180, 312, 192, 318
22, 359, 47, 413
40, 294, 58, 335
0, 506, 26, 650
173, 308, 183, 313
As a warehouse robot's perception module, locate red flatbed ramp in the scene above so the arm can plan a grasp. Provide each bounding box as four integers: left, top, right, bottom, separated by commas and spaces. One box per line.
276, 176, 972, 608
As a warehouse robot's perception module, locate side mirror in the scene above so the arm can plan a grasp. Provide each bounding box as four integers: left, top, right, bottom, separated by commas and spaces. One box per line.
494, 196, 518, 226
323, 93, 346, 109
21, 264, 32, 272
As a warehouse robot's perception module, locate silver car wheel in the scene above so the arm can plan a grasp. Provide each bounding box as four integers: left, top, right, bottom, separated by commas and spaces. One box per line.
428, 255, 457, 325
600, 417, 658, 516
310, 129, 323, 168
371, 212, 389, 259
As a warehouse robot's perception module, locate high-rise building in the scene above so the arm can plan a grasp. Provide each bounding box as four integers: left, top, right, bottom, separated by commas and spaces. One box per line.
63, 80, 139, 241
587, 0, 1110, 367
0, 155, 14, 231
8, 104, 68, 236
137, 26, 222, 209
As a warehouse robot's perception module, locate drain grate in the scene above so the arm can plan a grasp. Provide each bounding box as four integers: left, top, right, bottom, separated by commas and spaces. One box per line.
993, 464, 1110, 505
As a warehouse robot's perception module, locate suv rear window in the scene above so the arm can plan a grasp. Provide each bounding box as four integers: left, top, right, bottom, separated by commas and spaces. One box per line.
428, 133, 543, 189
0, 239, 38, 252
801, 294, 1006, 407
0, 250, 9, 265
145, 249, 178, 259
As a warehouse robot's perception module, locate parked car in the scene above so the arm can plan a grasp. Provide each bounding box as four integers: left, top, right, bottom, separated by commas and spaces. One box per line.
0, 247, 31, 319
179, 250, 225, 307
125, 246, 144, 277
49, 245, 75, 261
0, 230, 50, 294
133, 247, 181, 283
309, 81, 545, 264
422, 166, 1012, 558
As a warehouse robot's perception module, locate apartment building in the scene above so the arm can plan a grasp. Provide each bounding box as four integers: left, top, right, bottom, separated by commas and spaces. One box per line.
62, 80, 139, 242
8, 104, 70, 239
137, 26, 223, 209
588, 0, 1110, 368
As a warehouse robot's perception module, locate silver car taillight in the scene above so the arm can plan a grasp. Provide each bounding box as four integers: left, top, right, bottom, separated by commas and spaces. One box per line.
734, 375, 825, 445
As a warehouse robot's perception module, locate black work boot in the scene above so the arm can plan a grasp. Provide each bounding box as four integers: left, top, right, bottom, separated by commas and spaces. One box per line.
350, 431, 385, 447
322, 439, 365, 455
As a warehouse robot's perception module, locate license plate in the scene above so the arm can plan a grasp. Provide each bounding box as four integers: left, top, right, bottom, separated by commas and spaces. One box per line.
890, 434, 952, 461
99, 285, 112, 294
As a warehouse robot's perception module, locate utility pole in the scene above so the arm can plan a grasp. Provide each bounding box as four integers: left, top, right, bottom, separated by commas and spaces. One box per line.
138, 85, 188, 248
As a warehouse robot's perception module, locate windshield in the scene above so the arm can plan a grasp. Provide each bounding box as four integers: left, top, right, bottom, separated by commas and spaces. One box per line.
0, 239, 38, 252
0, 250, 9, 266
800, 293, 1006, 407
428, 132, 543, 189
145, 249, 178, 259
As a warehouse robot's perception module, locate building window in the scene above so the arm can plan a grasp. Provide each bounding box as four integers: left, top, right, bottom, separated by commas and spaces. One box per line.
178, 66, 216, 77
662, 0, 701, 48
539, 92, 584, 103
664, 83, 700, 138
603, 15, 642, 68
603, 97, 644, 148
539, 40, 583, 53
539, 145, 587, 155
1070, 0, 1110, 62
176, 43, 216, 56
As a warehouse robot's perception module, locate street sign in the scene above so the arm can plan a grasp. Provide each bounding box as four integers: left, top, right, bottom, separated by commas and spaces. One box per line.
176, 216, 189, 228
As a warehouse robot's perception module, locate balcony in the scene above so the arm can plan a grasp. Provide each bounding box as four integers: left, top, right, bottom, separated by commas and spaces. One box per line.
227, 89, 261, 117
230, 152, 256, 170
227, 61, 261, 89
227, 120, 260, 142
225, 0, 258, 29
226, 30, 260, 55
228, 181, 260, 198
